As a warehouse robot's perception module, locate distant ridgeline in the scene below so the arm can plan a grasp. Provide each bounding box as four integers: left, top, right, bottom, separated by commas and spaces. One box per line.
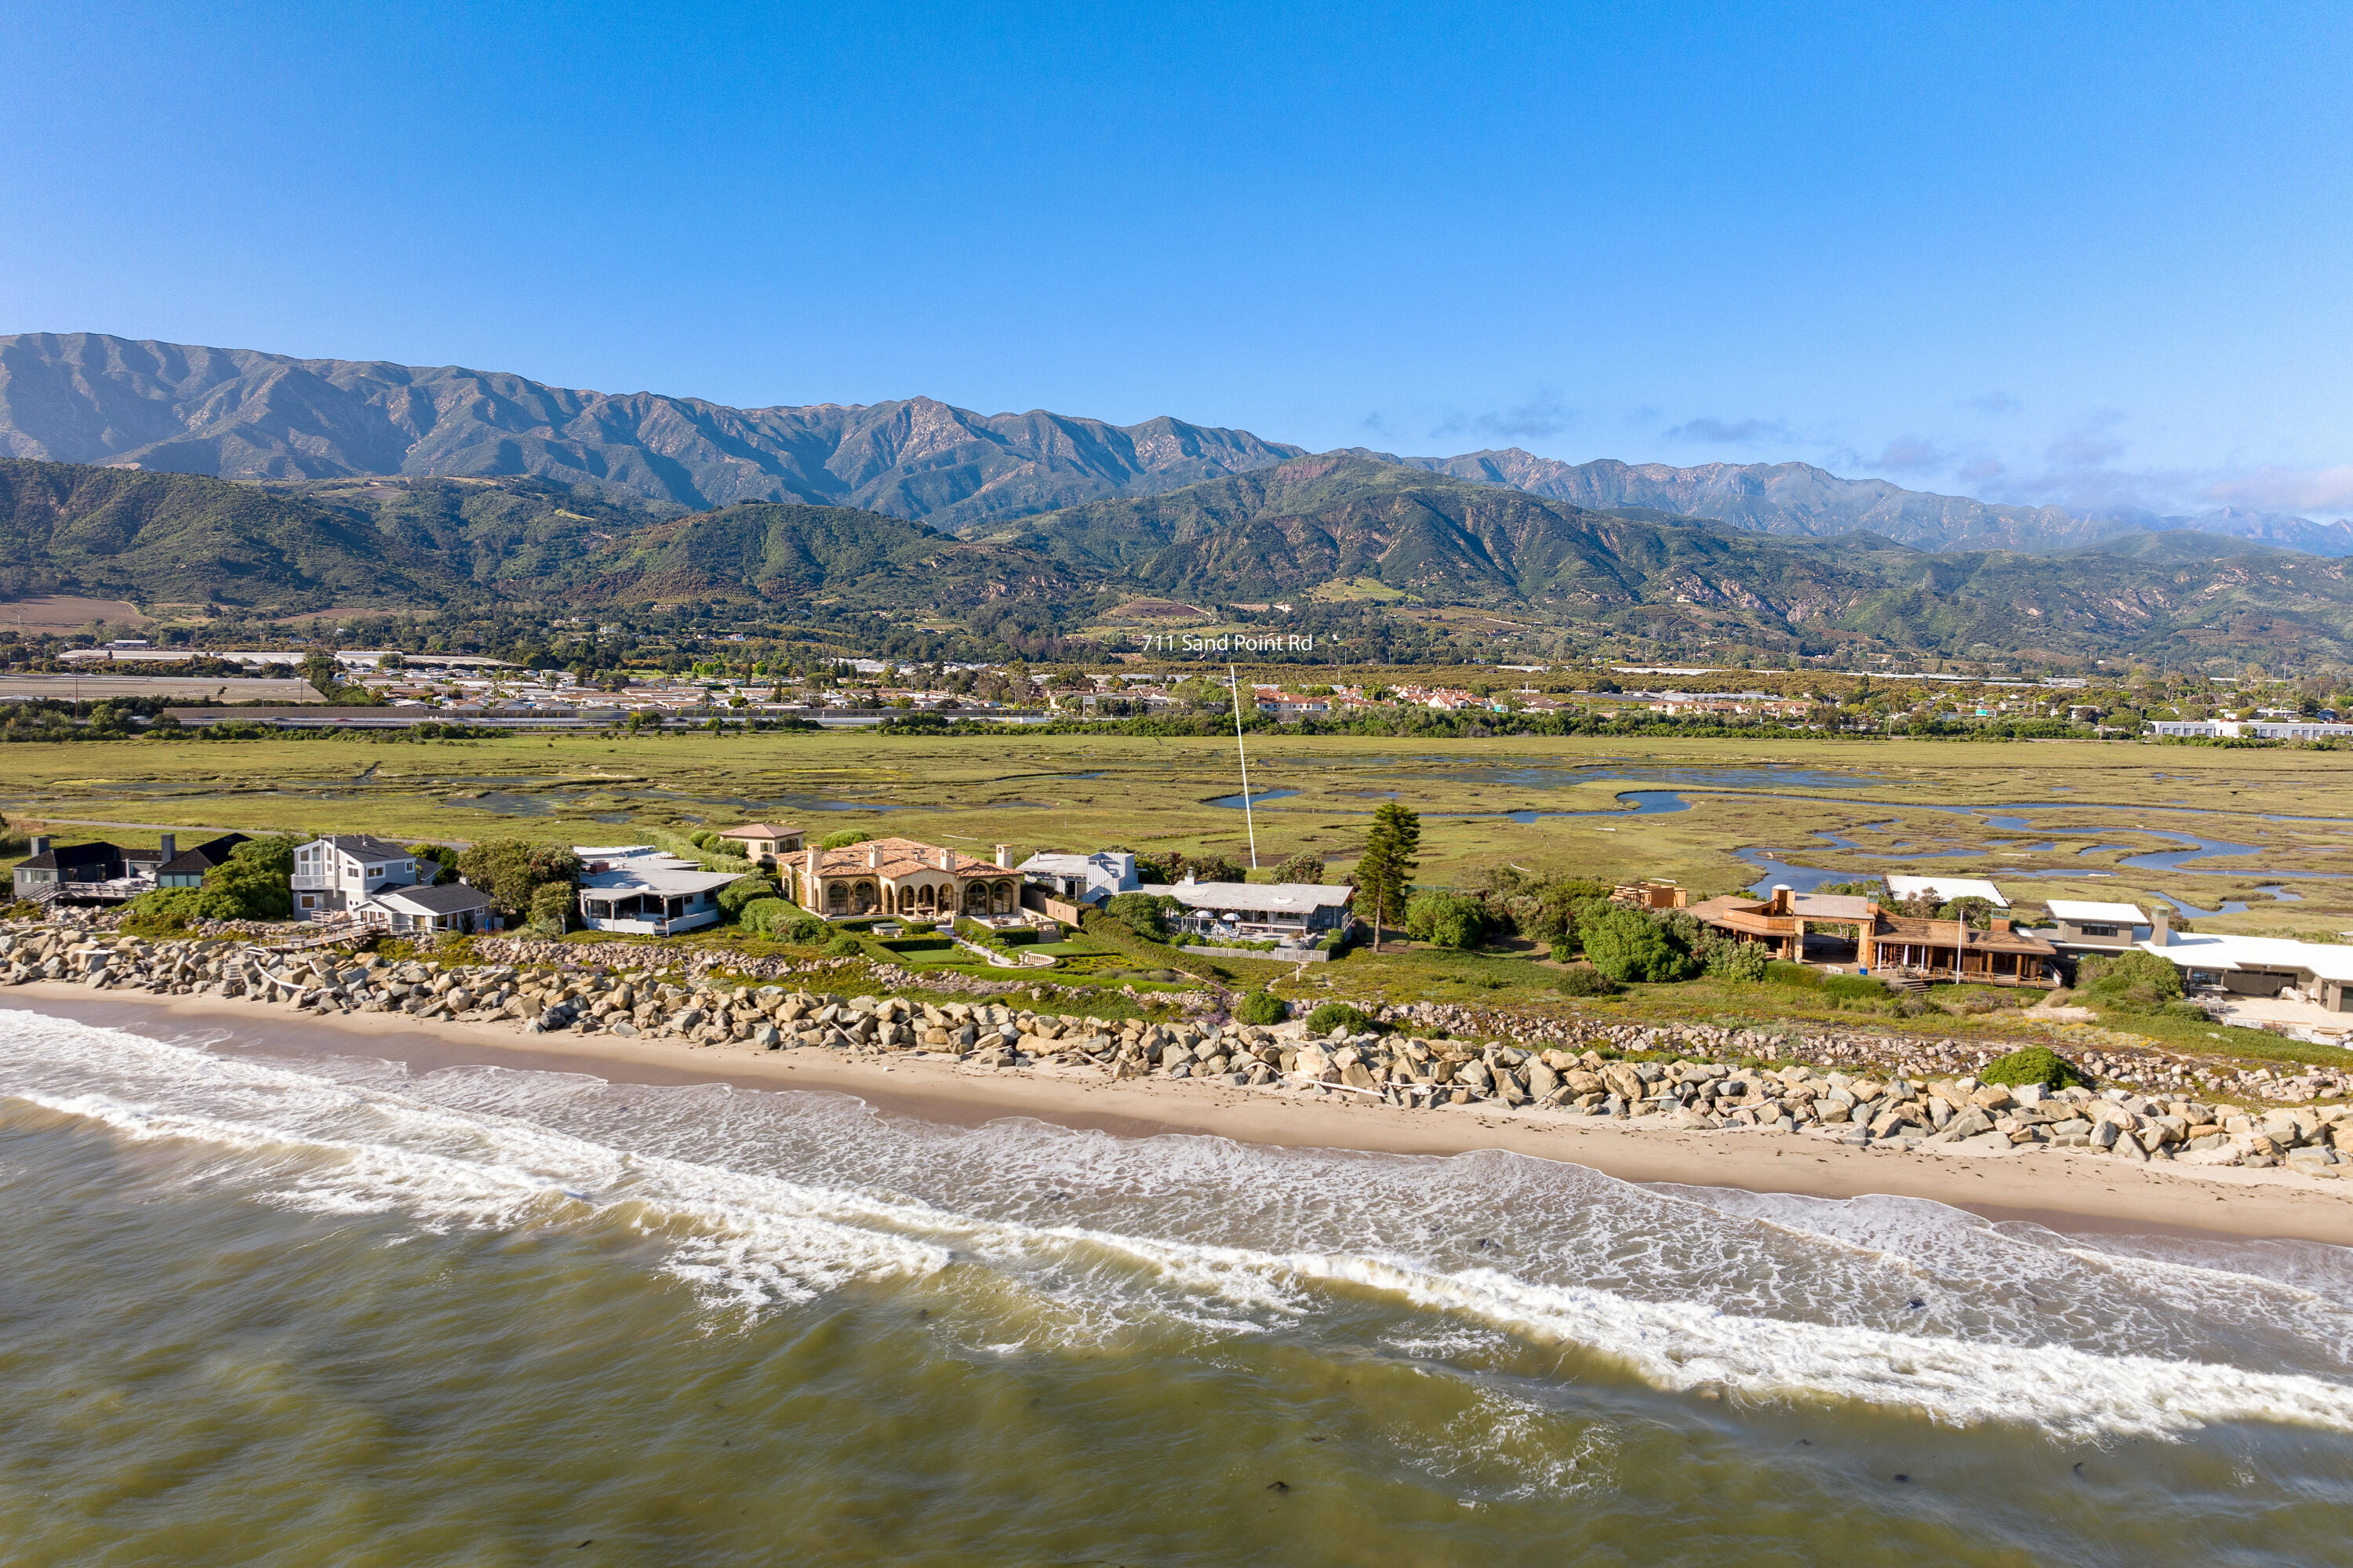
2, 453, 2353, 666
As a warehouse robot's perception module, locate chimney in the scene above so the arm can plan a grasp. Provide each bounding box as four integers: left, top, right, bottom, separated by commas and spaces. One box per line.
995, 843, 1012, 868
1991, 916, 2010, 933
938, 848, 951, 870
1771, 884, 1792, 915
158, 833, 176, 861
2151, 907, 2170, 947
867, 844, 881, 869
31, 835, 49, 857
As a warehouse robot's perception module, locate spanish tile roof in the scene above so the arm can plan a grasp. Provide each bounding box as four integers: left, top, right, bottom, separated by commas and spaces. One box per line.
805, 837, 1007, 879
720, 823, 801, 839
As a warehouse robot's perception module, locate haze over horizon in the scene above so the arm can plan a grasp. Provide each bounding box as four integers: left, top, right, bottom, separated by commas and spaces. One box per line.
3, 1, 2347, 520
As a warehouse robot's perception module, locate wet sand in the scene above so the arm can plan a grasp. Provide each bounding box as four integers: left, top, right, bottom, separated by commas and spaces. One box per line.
9, 983, 2351, 1246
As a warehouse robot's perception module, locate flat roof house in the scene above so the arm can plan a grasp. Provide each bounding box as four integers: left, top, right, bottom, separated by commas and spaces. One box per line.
1164, 878, 1355, 941
575, 846, 743, 936
2138, 917, 2353, 1012
2038, 899, 2150, 955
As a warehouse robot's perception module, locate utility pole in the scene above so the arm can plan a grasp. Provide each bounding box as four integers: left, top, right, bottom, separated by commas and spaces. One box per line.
1229, 662, 1259, 870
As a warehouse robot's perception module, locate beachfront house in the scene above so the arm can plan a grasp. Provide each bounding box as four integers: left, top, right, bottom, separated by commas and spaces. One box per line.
574, 846, 743, 936
1015, 850, 1138, 909
2137, 915, 2353, 1012
785, 838, 1025, 923
1689, 884, 2059, 988
365, 882, 495, 936
293, 835, 422, 919
2038, 899, 2150, 955
10, 835, 164, 907
154, 832, 250, 889
717, 823, 806, 867
1163, 876, 1355, 943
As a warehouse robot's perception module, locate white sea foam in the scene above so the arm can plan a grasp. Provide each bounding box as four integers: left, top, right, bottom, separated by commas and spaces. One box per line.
8, 1011, 2353, 1439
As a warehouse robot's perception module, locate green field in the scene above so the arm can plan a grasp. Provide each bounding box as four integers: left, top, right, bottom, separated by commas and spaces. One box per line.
5, 729, 2350, 934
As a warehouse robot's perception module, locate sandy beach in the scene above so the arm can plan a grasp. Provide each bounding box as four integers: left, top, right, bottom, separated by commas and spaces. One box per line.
9, 981, 2351, 1245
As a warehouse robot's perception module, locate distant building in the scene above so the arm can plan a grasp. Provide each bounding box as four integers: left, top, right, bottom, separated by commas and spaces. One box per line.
2149, 719, 2353, 740
1016, 850, 1138, 908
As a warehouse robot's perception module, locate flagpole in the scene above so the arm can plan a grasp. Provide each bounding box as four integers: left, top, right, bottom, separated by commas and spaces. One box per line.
1230, 662, 1258, 869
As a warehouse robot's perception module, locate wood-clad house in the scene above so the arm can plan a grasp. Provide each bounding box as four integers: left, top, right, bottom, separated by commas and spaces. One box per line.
1688, 884, 2058, 988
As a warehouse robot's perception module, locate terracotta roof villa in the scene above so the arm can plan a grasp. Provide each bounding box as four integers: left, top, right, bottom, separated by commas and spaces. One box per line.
718, 823, 806, 867
1689, 883, 2058, 988
785, 838, 1024, 922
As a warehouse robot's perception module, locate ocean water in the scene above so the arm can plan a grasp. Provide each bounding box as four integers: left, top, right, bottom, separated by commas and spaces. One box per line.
5, 1015, 2353, 1565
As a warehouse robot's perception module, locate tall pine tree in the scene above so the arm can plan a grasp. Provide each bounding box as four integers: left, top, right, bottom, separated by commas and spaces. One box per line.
1353, 802, 1420, 949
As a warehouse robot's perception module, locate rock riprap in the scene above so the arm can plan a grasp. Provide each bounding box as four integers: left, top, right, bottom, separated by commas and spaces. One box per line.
6, 928, 2345, 1177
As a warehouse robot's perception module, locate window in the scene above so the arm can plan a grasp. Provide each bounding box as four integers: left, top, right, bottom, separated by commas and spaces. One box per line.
2082, 924, 2116, 937
367, 866, 382, 878
300, 894, 316, 909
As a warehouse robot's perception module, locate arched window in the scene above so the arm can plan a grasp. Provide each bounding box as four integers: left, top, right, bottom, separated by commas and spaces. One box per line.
826, 882, 846, 914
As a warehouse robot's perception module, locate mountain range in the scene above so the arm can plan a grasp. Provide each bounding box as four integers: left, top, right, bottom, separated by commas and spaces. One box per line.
4, 331, 2345, 556
9, 452, 2353, 668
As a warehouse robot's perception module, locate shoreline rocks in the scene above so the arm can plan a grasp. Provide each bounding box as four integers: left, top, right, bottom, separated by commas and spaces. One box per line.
6, 926, 2346, 1179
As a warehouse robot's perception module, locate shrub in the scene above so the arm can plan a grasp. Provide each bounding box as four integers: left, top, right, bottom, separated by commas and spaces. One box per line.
824, 935, 863, 958
819, 828, 871, 851
1820, 973, 1888, 1000
1979, 1046, 2087, 1090
1765, 960, 1822, 989
1700, 937, 1769, 982
2160, 999, 2213, 1022
1557, 963, 1621, 997
122, 886, 237, 934
456, 839, 582, 919
205, 835, 300, 920
1235, 991, 1288, 1025
1106, 890, 1173, 941
739, 897, 790, 935
526, 880, 574, 936
718, 875, 778, 920
2075, 950, 2184, 1014
1271, 852, 1326, 884
1405, 890, 1488, 951
787, 913, 830, 944
1305, 1001, 1373, 1035
1580, 906, 1698, 983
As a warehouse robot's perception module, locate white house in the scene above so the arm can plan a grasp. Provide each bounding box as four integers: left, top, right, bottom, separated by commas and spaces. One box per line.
2038, 899, 2149, 954
1164, 877, 1354, 941
574, 846, 744, 935
2137, 919, 2353, 1013
1016, 850, 1138, 908
2148, 719, 2353, 740
1884, 875, 2009, 908
293, 835, 421, 919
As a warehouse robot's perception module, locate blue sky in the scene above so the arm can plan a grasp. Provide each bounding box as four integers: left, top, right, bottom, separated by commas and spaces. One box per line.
4, 1, 2348, 516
